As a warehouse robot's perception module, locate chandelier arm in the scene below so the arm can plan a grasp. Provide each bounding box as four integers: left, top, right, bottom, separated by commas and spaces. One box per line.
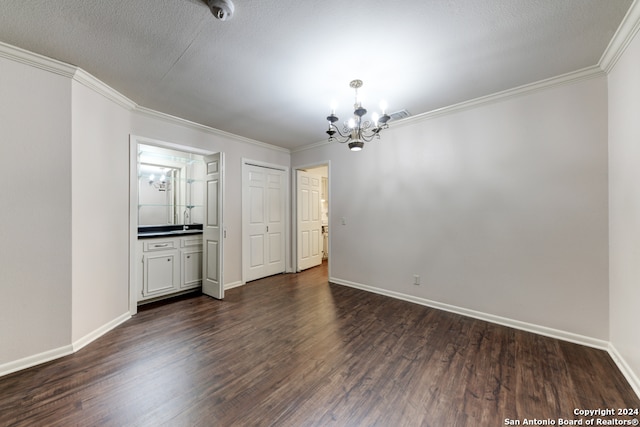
360, 120, 373, 130
327, 124, 352, 143
360, 130, 381, 142
356, 120, 380, 142
334, 124, 352, 139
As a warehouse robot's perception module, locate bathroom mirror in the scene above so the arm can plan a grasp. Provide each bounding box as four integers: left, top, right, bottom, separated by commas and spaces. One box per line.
138, 163, 180, 225
137, 144, 205, 226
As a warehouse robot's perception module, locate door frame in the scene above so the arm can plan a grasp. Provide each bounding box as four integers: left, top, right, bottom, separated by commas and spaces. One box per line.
241, 158, 291, 285
293, 161, 331, 275
129, 135, 218, 315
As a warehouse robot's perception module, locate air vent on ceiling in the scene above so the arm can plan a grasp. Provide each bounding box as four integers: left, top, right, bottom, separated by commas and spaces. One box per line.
388, 109, 411, 122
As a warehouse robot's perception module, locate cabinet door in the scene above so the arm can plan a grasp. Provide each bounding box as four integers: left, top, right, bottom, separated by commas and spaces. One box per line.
182, 249, 202, 289
143, 252, 179, 296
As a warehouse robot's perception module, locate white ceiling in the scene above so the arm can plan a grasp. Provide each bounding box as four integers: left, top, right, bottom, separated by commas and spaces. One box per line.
0, 0, 633, 150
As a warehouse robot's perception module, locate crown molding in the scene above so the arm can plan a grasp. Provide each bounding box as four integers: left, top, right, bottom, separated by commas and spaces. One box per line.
72, 68, 137, 110
0, 41, 136, 110
0, 41, 76, 78
134, 106, 290, 154
0, 40, 288, 154
0, 24, 626, 156
391, 65, 605, 130
291, 139, 331, 154
295, 65, 605, 154
599, 0, 640, 73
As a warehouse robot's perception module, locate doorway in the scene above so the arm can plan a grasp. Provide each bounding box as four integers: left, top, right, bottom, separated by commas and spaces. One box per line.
129, 135, 224, 314
295, 163, 329, 273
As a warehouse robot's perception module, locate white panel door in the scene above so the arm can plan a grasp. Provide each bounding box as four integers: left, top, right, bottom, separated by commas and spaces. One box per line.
202, 153, 224, 299
243, 164, 286, 282
247, 169, 266, 276
297, 170, 322, 271
265, 171, 285, 276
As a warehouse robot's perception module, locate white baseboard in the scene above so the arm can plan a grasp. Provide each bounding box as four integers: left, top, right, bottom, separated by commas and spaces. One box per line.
608, 343, 640, 399
0, 345, 74, 378
225, 280, 244, 290
0, 312, 131, 378
72, 312, 131, 352
4, 280, 638, 401
330, 276, 640, 399
330, 276, 608, 350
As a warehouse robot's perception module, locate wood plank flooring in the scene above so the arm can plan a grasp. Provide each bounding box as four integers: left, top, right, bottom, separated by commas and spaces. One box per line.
1, 262, 638, 426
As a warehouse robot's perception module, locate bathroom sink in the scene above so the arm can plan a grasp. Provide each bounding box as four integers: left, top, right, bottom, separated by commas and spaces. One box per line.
169, 229, 202, 234
138, 229, 203, 238
138, 224, 203, 238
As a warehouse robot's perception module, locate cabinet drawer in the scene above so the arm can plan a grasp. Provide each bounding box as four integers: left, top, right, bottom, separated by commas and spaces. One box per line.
181, 236, 203, 248
143, 240, 177, 252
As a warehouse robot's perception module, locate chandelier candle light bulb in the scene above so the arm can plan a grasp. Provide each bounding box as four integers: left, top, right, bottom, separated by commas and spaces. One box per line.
325, 79, 391, 151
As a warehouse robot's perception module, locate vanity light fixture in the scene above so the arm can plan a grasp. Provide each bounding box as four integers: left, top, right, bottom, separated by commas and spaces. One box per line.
148, 171, 168, 192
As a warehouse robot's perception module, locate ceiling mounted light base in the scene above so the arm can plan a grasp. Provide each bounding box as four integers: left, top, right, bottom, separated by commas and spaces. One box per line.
348, 141, 364, 151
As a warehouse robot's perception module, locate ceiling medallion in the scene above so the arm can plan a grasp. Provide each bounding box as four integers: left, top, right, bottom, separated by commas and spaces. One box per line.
325, 80, 390, 151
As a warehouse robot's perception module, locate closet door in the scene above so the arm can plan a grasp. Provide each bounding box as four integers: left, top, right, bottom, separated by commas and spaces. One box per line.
243, 164, 286, 282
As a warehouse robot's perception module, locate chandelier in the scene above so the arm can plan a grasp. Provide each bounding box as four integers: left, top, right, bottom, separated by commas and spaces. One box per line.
325, 79, 391, 151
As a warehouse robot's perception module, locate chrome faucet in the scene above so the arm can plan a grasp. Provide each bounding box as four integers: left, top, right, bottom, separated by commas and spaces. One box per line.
183, 209, 190, 228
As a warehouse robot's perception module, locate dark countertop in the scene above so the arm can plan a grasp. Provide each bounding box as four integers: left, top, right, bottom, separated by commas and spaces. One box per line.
138, 224, 203, 239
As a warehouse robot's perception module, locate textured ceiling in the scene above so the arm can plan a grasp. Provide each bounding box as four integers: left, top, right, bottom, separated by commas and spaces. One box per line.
0, 0, 633, 150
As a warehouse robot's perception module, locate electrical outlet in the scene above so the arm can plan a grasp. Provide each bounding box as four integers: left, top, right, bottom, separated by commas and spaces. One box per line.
413, 274, 420, 285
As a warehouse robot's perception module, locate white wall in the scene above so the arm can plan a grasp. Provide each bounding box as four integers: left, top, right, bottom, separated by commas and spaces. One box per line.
1, 31, 637, 395
71, 79, 132, 343
0, 43, 289, 374
0, 56, 73, 366
608, 26, 640, 393
131, 112, 290, 286
293, 75, 610, 341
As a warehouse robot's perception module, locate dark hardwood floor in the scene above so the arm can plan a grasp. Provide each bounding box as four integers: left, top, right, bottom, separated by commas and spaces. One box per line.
1, 262, 638, 426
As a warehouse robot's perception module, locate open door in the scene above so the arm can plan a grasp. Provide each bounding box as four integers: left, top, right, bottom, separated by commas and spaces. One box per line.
297, 170, 323, 271
203, 153, 224, 299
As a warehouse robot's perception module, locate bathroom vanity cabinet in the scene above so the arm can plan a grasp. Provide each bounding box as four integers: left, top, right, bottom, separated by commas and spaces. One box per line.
134, 143, 208, 304
136, 234, 203, 303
